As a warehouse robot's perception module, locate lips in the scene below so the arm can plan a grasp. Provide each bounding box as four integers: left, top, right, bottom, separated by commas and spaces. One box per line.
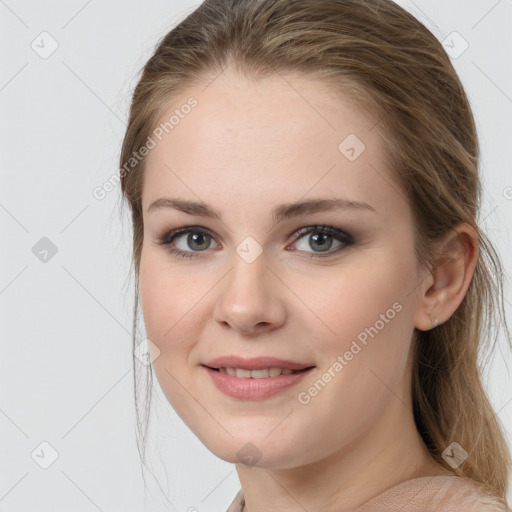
204, 364, 315, 400
203, 355, 315, 371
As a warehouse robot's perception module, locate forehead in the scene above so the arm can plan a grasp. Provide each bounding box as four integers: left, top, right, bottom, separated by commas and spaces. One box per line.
141, 69, 405, 218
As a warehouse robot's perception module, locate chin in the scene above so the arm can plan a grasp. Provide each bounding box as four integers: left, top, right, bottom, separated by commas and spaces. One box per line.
197, 431, 305, 469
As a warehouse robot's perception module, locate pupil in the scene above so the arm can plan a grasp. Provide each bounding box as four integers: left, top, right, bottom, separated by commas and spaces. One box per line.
311, 233, 332, 251
189, 233, 209, 250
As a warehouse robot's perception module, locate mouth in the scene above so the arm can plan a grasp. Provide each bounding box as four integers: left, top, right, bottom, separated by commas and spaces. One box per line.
204, 365, 315, 378
202, 364, 316, 400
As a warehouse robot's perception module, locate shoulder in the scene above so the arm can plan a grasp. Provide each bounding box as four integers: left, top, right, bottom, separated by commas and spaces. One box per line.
428, 476, 508, 512
355, 475, 508, 512
226, 477, 508, 512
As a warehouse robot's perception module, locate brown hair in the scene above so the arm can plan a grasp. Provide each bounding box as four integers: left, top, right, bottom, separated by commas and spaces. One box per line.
119, 0, 511, 505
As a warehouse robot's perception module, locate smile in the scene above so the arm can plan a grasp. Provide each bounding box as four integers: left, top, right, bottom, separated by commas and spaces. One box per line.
203, 365, 315, 400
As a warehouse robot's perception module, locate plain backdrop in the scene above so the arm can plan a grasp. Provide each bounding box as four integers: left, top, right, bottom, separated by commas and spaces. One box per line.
1, 1, 511, 511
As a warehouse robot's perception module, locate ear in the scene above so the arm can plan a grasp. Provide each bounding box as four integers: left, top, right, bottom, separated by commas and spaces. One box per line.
414, 223, 479, 331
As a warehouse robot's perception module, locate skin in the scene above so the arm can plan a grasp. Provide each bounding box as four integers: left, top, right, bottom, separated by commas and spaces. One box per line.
138, 68, 478, 512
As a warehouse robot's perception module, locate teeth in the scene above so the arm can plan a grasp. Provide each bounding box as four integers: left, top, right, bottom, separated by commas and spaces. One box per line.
236, 368, 252, 378
218, 367, 298, 378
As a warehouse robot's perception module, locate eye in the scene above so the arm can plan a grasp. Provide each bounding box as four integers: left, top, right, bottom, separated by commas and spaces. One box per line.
288, 225, 354, 259
154, 226, 218, 259
154, 224, 354, 259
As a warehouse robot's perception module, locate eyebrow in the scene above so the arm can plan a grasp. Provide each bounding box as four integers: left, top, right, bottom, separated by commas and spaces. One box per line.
147, 197, 377, 224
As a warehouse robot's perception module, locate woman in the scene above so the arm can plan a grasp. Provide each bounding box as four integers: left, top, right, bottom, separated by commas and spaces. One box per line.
119, 0, 511, 510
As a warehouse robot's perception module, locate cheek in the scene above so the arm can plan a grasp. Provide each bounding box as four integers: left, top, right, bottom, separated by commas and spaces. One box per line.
139, 247, 196, 337
291, 258, 416, 443
297, 253, 412, 344
138, 253, 202, 415
138, 248, 217, 372
138, 251, 168, 338
295, 250, 418, 404
139, 256, 182, 362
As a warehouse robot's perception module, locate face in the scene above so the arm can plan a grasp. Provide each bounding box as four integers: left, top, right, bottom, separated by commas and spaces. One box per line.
138, 69, 423, 469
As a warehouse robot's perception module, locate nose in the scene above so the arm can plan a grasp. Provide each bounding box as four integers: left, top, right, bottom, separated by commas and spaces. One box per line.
213, 250, 287, 336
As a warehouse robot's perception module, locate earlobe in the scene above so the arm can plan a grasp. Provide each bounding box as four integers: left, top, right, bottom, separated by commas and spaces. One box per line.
413, 224, 479, 332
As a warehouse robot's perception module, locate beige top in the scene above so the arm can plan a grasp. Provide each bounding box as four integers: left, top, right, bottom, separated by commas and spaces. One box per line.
226, 475, 508, 511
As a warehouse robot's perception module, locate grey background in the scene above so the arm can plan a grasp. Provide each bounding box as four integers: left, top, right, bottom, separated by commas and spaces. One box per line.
1, 0, 511, 510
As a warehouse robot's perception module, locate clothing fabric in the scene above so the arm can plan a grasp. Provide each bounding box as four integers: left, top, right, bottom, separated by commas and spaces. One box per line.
226, 475, 508, 511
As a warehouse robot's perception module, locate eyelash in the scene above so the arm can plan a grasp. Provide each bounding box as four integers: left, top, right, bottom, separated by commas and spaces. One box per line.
154, 224, 354, 260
